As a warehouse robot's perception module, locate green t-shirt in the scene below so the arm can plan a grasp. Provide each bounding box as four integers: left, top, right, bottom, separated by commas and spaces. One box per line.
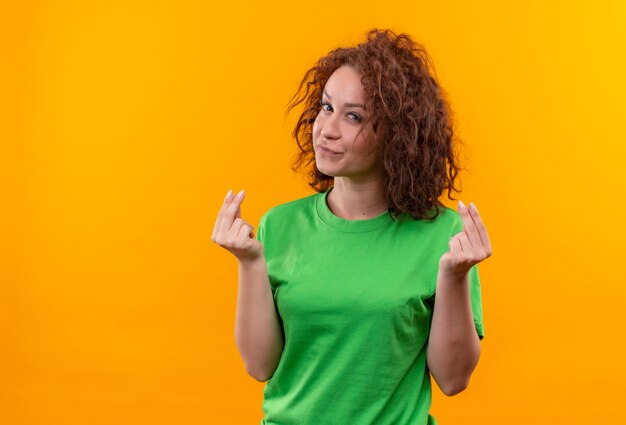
256, 188, 484, 425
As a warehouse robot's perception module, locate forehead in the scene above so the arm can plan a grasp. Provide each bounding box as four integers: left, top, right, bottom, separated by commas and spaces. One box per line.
324, 65, 365, 101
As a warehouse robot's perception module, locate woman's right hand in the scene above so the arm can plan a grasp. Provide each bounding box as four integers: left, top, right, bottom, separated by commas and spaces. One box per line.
211, 189, 264, 263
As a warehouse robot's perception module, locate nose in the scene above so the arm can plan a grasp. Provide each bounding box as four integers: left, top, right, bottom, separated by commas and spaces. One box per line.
320, 113, 340, 140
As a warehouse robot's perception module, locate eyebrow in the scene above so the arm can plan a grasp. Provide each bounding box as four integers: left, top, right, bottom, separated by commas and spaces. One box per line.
323, 90, 366, 109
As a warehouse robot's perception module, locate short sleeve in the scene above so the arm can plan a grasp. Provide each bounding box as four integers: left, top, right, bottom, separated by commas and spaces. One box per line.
255, 212, 266, 245
468, 263, 485, 340
256, 212, 277, 300
451, 211, 485, 341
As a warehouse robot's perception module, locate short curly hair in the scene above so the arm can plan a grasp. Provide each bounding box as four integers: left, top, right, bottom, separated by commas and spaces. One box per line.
286, 28, 466, 222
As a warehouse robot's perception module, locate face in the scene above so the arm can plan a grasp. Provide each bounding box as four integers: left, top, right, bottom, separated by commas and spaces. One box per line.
312, 65, 382, 181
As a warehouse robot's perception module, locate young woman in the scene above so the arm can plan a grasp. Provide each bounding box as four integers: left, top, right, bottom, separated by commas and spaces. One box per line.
212, 28, 492, 425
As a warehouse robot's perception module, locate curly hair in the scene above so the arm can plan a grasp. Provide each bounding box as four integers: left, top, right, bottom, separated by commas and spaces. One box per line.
285, 28, 467, 222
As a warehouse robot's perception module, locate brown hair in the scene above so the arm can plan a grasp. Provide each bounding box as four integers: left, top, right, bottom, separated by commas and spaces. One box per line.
286, 28, 466, 222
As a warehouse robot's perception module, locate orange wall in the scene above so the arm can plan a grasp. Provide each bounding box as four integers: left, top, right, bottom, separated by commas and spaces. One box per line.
2, 1, 625, 424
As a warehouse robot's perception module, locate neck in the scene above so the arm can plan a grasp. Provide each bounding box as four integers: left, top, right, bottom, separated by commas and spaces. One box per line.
326, 177, 387, 220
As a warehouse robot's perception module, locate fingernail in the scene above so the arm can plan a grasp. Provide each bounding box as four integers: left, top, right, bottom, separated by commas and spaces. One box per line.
470, 202, 477, 212
225, 189, 232, 199
237, 189, 244, 197
459, 200, 466, 209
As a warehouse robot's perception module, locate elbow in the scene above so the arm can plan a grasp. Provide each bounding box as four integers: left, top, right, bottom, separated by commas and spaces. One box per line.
246, 365, 273, 382
250, 373, 270, 383
441, 379, 469, 397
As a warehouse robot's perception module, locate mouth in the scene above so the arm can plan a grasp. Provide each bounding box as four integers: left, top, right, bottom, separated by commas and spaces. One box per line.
317, 145, 342, 155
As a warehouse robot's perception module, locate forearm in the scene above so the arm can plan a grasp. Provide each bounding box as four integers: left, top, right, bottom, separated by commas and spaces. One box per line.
234, 257, 284, 381
426, 269, 481, 396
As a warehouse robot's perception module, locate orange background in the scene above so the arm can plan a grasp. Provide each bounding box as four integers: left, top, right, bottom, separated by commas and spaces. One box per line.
2, 0, 625, 424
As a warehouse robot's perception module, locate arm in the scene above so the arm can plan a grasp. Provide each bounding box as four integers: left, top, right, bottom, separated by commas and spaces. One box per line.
234, 256, 284, 382
211, 189, 285, 382
427, 200, 491, 396
426, 269, 481, 396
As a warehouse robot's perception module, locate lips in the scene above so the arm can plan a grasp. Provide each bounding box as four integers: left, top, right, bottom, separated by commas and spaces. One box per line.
318, 145, 341, 154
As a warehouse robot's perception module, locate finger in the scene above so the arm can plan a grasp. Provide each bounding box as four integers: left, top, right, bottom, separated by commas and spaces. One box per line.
236, 221, 253, 246
236, 218, 254, 238
227, 189, 245, 218
468, 202, 493, 255
212, 189, 233, 240
219, 189, 245, 236
227, 217, 245, 243
449, 234, 463, 256
243, 219, 254, 238
233, 190, 245, 219
458, 200, 481, 248
234, 193, 243, 219
456, 229, 473, 255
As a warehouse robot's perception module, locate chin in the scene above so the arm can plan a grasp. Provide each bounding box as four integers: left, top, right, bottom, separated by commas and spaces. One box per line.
316, 167, 336, 177
315, 163, 338, 177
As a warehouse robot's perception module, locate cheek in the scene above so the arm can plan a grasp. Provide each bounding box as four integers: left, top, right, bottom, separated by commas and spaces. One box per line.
355, 135, 378, 157
312, 116, 321, 137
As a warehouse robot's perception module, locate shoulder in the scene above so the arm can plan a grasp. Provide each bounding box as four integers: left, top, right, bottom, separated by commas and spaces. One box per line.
440, 205, 462, 225
259, 191, 320, 225
397, 204, 463, 235
435, 205, 463, 231
437, 205, 464, 235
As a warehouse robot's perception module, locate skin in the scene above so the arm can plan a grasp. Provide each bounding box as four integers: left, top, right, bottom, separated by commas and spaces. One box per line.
312, 64, 494, 395
213, 64, 494, 392
427, 199, 492, 395
212, 190, 284, 382
211, 189, 262, 263
312, 64, 388, 220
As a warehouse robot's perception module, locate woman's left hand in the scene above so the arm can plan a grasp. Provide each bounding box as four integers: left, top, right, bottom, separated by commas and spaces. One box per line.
439, 200, 493, 280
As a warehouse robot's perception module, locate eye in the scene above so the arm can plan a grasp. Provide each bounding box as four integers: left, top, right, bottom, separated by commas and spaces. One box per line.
349, 112, 362, 122
320, 100, 362, 122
